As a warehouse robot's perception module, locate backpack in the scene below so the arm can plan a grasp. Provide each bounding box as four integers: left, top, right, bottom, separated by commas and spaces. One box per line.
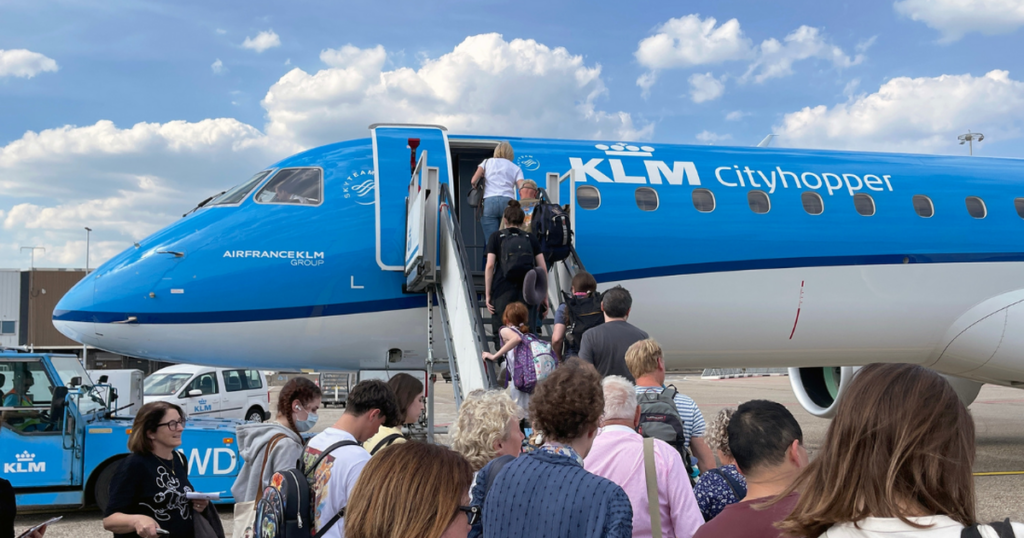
253, 440, 359, 538
530, 203, 572, 264
502, 326, 558, 394
561, 291, 604, 354
961, 520, 1016, 538
369, 433, 403, 456
636, 386, 696, 484
498, 230, 535, 281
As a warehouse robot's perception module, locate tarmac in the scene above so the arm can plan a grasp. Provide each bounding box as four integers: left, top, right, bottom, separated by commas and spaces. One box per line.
15, 373, 1024, 537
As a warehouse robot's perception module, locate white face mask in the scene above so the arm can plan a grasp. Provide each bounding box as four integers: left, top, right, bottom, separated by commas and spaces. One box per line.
294, 406, 318, 432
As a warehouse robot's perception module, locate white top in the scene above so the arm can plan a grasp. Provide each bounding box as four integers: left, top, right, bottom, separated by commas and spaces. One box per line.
480, 158, 523, 199
821, 516, 1024, 537
303, 428, 372, 538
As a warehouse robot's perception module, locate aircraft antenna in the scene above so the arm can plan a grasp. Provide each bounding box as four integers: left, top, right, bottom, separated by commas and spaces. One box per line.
958, 131, 985, 156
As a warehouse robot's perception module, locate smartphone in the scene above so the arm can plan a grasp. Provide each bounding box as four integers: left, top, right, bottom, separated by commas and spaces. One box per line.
17, 516, 62, 538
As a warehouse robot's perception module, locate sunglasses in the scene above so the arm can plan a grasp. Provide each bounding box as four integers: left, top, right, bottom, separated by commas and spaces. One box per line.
458, 505, 481, 526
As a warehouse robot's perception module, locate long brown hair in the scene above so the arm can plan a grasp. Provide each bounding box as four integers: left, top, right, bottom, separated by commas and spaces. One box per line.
344, 442, 473, 538
129, 401, 185, 455
386, 373, 424, 427
277, 377, 322, 434
775, 363, 976, 537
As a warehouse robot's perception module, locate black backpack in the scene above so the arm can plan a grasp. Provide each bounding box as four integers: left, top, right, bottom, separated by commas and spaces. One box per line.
530, 203, 571, 264
498, 230, 535, 281
561, 291, 604, 355
636, 386, 696, 485
253, 440, 359, 538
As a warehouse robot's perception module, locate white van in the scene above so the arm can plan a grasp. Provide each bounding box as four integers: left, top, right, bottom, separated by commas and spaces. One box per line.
143, 364, 270, 422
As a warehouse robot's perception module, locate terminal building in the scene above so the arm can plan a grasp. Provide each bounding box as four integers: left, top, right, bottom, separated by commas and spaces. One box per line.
0, 268, 171, 374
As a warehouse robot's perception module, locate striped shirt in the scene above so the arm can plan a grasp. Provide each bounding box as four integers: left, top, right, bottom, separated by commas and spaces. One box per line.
635, 385, 706, 447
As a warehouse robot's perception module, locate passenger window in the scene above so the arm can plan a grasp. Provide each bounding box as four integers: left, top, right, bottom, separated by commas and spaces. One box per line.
255, 168, 323, 205
244, 370, 263, 390
801, 192, 823, 215
1015, 198, 1024, 219
966, 196, 986, 218
748, 190, 770, 214
635, 187, 659, 211
222, 370, 244, 392
212, 170, 273, 205
692, 189, 715, 213
183, 373, 218, 396
576, 185, 601, 210
854, 193, 875, 216
912, 195, 934, 218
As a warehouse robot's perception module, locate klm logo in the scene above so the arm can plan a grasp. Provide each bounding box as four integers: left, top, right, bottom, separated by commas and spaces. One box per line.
4, 451, 45, 473
570, 143, 701, 186
194, 399, 213, 413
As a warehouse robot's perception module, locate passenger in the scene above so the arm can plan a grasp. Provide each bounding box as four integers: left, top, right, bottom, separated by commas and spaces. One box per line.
625, 339, 716, 473
480, 358, 633, 538
692, 400, 807, 538
481, 302, 533, 414
578, 286, 646, 381
776, 363, 1024, 538
585, 376, 703, 538
230, 377, 322, 538
484, 200, 547, 343
303, 380, 400, 538
344, 442, 475, 538
451, 390, 525, 538
551, 271, 601, 361
691, 408, 746, 521
362, 373, 424, 455
517, 179, 541, 231
471, 141, 525, 243
103, 401, 216, 538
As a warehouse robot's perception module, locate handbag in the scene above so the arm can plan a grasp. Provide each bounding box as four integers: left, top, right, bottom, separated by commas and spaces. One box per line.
468, 177, 485, 208
231, 434, 287, 538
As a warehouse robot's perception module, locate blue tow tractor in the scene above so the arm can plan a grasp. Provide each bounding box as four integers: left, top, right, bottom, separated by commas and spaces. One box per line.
0, 353, 242, 512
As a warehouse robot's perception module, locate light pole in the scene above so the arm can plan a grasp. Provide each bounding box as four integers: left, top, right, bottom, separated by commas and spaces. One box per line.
85, 227, 92, 273
958, 131, 985, 156
20, 246, 44, 269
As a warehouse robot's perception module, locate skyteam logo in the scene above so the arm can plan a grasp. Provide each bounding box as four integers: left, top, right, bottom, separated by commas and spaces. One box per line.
4, 451, 45, 473
516, 155, 541, 172
343, 168, 376, 206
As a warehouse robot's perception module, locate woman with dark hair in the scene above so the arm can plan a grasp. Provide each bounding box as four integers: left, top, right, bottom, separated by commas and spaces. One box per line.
230, 377, 321, 538
362, 373, 424, 455
776, 363, 1024, 537
103, 401, 208, 538
484, 200, 547, 344
482, 302, 533, 414
477, 358, 633, 538
345, 442, 475, 538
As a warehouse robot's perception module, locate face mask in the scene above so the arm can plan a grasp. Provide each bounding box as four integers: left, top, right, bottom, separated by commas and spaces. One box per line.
294, 407, 318, 432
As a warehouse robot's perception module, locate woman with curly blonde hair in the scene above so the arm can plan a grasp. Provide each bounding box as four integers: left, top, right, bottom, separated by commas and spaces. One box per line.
451, 390, 525, 473
691, 408, 747, 521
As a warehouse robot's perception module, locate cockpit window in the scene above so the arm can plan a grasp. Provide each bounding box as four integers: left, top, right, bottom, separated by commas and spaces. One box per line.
255, 168, 323, 206
210, 170, 273, 206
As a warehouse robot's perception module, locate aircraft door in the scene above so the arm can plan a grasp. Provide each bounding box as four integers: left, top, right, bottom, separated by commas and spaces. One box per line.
370, 125, 452, 271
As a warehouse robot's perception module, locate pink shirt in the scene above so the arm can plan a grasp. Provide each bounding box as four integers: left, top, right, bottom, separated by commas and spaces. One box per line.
584, 426, 703, 538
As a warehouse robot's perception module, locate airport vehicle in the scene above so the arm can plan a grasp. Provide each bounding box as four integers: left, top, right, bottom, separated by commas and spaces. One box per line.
144, 364, 270, 422
319, 371, 357, 407
52, 124, 1024, 420
87, 369, 143, 417
1, 353, 241, 510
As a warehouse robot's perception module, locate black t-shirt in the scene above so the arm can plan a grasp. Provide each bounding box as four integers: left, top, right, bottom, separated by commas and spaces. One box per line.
486, 228, 542, 297
1, 478, 14, 538
105, 453, 195, 538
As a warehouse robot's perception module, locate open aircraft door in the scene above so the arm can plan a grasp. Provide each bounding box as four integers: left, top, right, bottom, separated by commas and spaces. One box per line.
370, 124, 453, 271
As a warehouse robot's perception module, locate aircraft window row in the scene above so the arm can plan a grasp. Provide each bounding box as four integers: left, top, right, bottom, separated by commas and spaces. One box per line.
212, 170, 273, 206
255, 168, 323, 205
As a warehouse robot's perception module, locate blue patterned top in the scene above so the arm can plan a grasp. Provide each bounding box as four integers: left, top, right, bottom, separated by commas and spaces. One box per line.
692, 464, 747, 521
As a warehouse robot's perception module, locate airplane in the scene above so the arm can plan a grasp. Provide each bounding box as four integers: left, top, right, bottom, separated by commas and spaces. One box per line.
52, 124, 1024, 419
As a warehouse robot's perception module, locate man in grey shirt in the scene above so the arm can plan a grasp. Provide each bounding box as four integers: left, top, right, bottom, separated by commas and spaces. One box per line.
578, 286, 647, 381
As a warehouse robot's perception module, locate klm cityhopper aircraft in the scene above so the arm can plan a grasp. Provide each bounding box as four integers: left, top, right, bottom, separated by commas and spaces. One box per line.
53, 124, 1024, 418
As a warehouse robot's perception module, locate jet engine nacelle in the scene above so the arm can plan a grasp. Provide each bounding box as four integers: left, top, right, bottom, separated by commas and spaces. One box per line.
789, 366, 982, 418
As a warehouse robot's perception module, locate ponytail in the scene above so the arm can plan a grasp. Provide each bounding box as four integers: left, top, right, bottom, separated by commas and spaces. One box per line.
502, 302, 530, 333
504, 200, 525, 227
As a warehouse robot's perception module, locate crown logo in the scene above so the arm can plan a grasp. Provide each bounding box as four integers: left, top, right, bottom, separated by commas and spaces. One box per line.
594, 143, 655, 157
16, 451, 35, 462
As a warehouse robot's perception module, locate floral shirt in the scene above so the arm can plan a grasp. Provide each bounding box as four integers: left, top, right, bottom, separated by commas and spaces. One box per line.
692, 464, 747, 521
537, 443, 584, 466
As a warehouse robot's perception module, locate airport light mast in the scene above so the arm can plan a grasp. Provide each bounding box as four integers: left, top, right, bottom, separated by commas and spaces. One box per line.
958, 131, 985, 156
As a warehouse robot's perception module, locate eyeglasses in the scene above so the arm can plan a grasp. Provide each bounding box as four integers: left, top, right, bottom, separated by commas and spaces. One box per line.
457, 505, 480, 526
157, 419, 186, 431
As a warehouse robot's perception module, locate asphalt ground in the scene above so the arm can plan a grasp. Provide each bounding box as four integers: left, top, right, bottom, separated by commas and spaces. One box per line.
15, 373, 1024, 536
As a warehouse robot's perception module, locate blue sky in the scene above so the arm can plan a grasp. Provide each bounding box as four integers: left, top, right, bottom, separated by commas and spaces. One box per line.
2, 0, 1024, 268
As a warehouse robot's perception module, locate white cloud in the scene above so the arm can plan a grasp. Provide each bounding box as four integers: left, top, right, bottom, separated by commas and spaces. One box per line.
636, 15, 753, 70
242, 30, 281, 53
774, 70, 1024, 153
688, 72, 725, 103
744, 26, 863, 83
696, 130, 733, 144
263, 33, 652, 147
843, 78, 861, 97
211, 59, 224, 74
894, 0, 1024, 42
0, 49, 58, 78
216, 28, 227, 35
725, 110, 750, 121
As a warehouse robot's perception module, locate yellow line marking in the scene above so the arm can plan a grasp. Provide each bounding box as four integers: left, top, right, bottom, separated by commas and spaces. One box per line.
974, 471, 1024, 476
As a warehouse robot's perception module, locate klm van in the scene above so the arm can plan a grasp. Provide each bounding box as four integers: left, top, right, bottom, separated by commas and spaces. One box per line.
144, 364, 270, 422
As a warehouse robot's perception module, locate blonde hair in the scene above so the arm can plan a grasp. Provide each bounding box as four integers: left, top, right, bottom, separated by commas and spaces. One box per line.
625, 338, 662, 379
345, 442, 472, 538
450, 390, 521, 472
706, 408, 735, 457
493, 141, 514, 161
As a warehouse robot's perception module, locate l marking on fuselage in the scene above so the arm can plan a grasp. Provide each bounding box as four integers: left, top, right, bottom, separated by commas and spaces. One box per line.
351, 276, 365, 289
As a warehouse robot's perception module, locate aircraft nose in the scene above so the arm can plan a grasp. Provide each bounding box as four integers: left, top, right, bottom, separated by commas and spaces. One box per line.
53, 272, 98, 346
